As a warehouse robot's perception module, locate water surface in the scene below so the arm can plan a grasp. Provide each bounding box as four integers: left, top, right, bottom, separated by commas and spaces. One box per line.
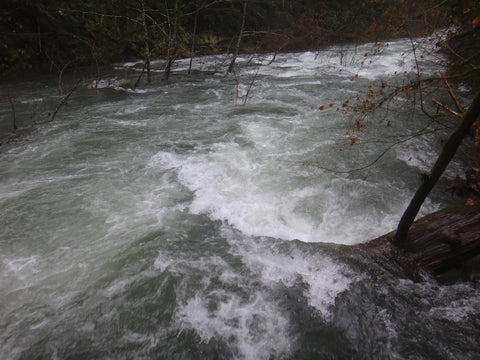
1, 36, 478, 359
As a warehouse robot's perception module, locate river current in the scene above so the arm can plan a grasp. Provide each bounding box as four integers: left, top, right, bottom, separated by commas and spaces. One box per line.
1, 35, 479, 359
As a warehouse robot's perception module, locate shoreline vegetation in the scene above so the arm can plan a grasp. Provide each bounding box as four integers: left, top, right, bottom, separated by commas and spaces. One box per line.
1, 1, 477, 81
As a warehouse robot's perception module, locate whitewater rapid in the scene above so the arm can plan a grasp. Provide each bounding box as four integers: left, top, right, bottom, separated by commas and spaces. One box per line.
1, 33, 478, 359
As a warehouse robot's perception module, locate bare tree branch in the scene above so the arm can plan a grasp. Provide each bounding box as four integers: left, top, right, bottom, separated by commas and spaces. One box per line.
50, 82, 80, 122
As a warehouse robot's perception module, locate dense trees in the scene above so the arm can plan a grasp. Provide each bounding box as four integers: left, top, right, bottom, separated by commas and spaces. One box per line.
1, 0, 460, 79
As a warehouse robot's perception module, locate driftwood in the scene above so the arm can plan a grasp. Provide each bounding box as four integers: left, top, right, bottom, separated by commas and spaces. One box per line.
351, 204, 480, 281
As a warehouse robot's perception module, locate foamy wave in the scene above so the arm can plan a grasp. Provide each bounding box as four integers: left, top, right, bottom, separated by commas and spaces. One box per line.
222, 228, 354, 320
176, 292, 293, 360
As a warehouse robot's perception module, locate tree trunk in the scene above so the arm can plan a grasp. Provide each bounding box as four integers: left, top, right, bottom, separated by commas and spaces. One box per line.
228, 0, 247, 74
141, 0, 151, 83
354, 204, 480, 281
188, 7, 199, 75
164, 0, 178, 81
394, 91, 480, 245
49, 83, 79, 122
9, 97, 17, 131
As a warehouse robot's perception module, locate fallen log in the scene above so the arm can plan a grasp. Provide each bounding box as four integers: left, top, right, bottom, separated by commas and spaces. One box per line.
351, 204, 480, 281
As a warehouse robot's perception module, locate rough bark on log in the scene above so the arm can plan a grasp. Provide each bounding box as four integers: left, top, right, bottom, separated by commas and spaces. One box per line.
352, 204, 480, 281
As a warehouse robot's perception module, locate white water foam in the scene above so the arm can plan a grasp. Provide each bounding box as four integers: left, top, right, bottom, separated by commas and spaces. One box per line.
176, 291, 293, 360
153, 251, 177, 273
152, 247, 296, 359
1, 255, 40, 284
222, 226, 355, 320
149, 147, 323, 242
148, 144, 406, 245
171, 225, 355, 358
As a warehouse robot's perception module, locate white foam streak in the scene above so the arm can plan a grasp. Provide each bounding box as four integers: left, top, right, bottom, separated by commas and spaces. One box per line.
1, 256, 40, 283
153, 251, 176, 273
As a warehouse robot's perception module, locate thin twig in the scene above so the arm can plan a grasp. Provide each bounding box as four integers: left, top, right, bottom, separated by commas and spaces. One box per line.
243, 68, 259, 105
432, 97, 462, 118
9, 97, 17, 131
56, 8, 143, 26
50, 82, 79, 122
441, 72, 464, 113
58, 60, 74, 95
134, 60, 147, 89
307, 127, 447, 174
233, 68, 240, 104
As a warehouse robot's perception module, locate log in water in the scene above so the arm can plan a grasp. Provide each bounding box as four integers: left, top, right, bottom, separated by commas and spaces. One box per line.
353, 204, 480, 281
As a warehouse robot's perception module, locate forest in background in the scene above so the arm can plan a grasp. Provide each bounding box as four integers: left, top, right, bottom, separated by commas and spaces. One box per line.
1, 0, 478, 83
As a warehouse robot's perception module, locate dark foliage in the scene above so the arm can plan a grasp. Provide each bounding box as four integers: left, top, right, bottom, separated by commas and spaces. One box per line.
2, 0, 472, 79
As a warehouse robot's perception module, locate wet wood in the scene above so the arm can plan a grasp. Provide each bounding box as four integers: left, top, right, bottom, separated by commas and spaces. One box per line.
352, 204, 480, 281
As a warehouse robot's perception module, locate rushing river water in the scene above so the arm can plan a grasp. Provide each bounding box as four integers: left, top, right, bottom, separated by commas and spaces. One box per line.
1, 35, 479, 359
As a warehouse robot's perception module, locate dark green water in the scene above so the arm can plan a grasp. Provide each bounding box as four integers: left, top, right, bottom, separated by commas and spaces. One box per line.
1, 35, 479, 359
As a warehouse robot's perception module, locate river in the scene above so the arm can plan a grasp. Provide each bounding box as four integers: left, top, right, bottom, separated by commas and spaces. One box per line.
1, 35, 479, 359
